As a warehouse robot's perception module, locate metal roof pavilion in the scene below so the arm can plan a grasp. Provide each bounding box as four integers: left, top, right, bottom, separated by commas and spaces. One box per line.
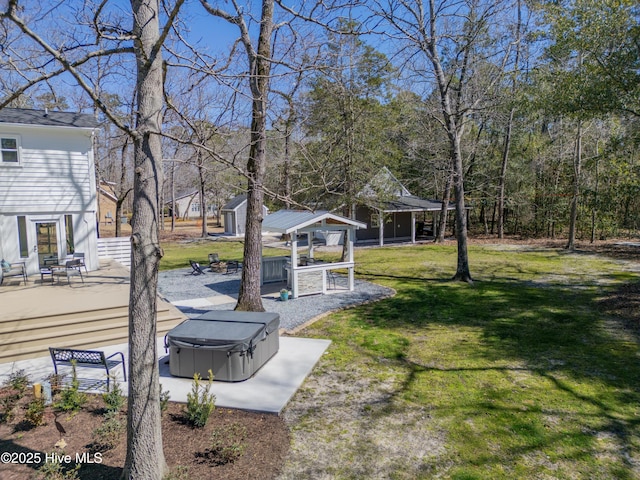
262, 210, 366, 235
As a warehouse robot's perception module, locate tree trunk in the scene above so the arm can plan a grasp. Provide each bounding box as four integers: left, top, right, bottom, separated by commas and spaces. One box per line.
566, 121, 582, 251
123, 0, 166, 478
497, 108, 514, 239
498, 0, 521, 240
450, 132, 472, 282
235, 0, 274, 312
198, 152, 208, 238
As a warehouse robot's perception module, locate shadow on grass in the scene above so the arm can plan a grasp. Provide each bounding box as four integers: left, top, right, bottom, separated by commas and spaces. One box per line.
325, 272, 640, 477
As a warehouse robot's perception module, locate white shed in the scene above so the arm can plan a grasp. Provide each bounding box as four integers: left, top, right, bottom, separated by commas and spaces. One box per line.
221, 194, 269, 237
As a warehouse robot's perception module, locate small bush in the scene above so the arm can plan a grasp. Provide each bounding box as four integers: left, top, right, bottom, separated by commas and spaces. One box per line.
5, 369, 29, 394
208, 424, 247, 464
0, 392, 19, 423
90, 410, 124, 452
102, 377, 125, 413
54, 363, 86, 413
160, 384, 170, 412
37, 452, 80, 480
24, 397, 46, 427
162, 465, 190, 480
44, 373, 64, 396
185, 370, 215, 428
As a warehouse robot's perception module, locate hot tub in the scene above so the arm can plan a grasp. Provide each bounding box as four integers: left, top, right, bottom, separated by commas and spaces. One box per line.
165, 311, 280, 382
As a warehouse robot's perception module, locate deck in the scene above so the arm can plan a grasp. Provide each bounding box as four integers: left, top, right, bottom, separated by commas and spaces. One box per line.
0, 260, 186, 363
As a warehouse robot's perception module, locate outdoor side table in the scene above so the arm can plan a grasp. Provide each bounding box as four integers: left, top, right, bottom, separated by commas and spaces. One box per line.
40, 267, 54, 283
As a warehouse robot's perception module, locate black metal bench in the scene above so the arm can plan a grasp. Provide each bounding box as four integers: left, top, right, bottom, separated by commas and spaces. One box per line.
49, 348, 126, 391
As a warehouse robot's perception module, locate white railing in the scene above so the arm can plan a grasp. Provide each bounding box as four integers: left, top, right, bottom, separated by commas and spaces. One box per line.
97, 237, 131, 268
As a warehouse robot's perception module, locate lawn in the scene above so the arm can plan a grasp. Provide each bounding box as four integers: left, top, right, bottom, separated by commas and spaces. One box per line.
160, 239, 640, 478
277, 243, 640, 479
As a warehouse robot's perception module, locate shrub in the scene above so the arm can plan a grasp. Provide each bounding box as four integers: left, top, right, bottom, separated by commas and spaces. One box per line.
102, 377, 125, 413
208, 424, 247, 464
44, 373, 64, 396
54, 362, 86, 413
0, 392, 19, 423
37, 452, 80, 480
162, 465, 190, 480
160, 384, 170, 412
185, 370, 215, 428
90, 410, 124, 452
5, 369, 29, 394
24, 397, 46, 427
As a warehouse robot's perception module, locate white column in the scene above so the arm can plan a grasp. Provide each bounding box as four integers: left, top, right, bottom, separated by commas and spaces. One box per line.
348, 228, 355, 291
291, 232, 298, 298
378, 212, 384, 247
411, 212, 416, 243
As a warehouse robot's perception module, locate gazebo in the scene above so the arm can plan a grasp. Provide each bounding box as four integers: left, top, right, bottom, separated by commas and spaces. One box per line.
262, 210, 367, 299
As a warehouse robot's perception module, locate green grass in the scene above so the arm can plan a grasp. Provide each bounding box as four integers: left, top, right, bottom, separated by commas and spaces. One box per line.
159, 238, 283, 271
161, 241, 640, 478
302, 244, 640, 479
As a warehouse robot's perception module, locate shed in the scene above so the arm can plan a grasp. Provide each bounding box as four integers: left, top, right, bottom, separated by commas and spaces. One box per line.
221, 194, 268, 237
354, 167, 455, 245
262, 210, 366, 298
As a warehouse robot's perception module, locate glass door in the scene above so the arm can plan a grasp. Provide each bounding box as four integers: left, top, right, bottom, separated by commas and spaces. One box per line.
36, 222, 59, 267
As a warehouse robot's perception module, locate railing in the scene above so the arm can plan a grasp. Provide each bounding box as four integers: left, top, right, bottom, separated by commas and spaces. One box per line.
262, 255, 289, 284
97, 237, 131, 268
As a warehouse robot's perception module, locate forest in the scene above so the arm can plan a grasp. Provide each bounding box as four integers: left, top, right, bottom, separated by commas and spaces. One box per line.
1, 0, 638, 245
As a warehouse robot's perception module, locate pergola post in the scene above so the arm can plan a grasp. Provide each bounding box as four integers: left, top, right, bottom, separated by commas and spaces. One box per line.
291, 232, 299, 299
411, 212, 416, 243
348, 227, 355, 291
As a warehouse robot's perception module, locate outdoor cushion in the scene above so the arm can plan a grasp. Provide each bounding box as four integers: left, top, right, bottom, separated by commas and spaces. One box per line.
1, 259, 10, 273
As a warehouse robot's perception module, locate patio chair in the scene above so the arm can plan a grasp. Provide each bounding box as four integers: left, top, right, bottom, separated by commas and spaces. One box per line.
225, 260, 240, 274
208, 253, 220, 267
72, 252, 88, 273
189, 260, 206, 275
51, 259, 84, 285
0, 260, 27, 285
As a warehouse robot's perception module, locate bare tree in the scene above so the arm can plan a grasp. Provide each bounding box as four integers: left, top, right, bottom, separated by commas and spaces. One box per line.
372, 0, 517, 282
200, 0, 276, 311
1, 1, 185, 477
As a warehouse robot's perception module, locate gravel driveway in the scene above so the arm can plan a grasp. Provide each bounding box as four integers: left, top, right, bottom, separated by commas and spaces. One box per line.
158, 268, 394, 331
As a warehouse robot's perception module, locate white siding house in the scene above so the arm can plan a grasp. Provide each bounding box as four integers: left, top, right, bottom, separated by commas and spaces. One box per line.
0, 108, 100, 276
166, 191, 216, 220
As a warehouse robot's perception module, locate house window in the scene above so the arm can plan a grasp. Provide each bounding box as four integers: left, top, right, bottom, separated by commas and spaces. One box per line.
1, 137, 19, 163
17, 216, 28, 258
65, 215, 75, 254
191, 203, 200, 213
371, 213, 380, 228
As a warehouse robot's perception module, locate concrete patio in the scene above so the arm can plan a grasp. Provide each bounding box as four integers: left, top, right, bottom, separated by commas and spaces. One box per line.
0, 335, 331, 414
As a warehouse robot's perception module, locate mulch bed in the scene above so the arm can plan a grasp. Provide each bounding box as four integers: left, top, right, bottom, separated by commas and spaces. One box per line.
0, 390, 289, 479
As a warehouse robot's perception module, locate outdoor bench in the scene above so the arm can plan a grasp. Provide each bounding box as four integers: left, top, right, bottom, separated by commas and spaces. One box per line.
49, 347, 126, 391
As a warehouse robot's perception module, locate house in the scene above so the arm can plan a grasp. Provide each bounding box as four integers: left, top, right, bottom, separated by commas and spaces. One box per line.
353, 167, 455, 246
0, 108, 100, 276
166, 191, 216, 220
98, 180, 118, 225
221, 194, 269, 236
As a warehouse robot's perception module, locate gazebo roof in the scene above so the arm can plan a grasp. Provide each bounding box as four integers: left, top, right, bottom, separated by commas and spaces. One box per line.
262, 210, 367, 235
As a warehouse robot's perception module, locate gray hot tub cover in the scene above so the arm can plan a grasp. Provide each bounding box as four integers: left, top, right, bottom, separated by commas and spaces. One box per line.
165, 311, 279, 353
